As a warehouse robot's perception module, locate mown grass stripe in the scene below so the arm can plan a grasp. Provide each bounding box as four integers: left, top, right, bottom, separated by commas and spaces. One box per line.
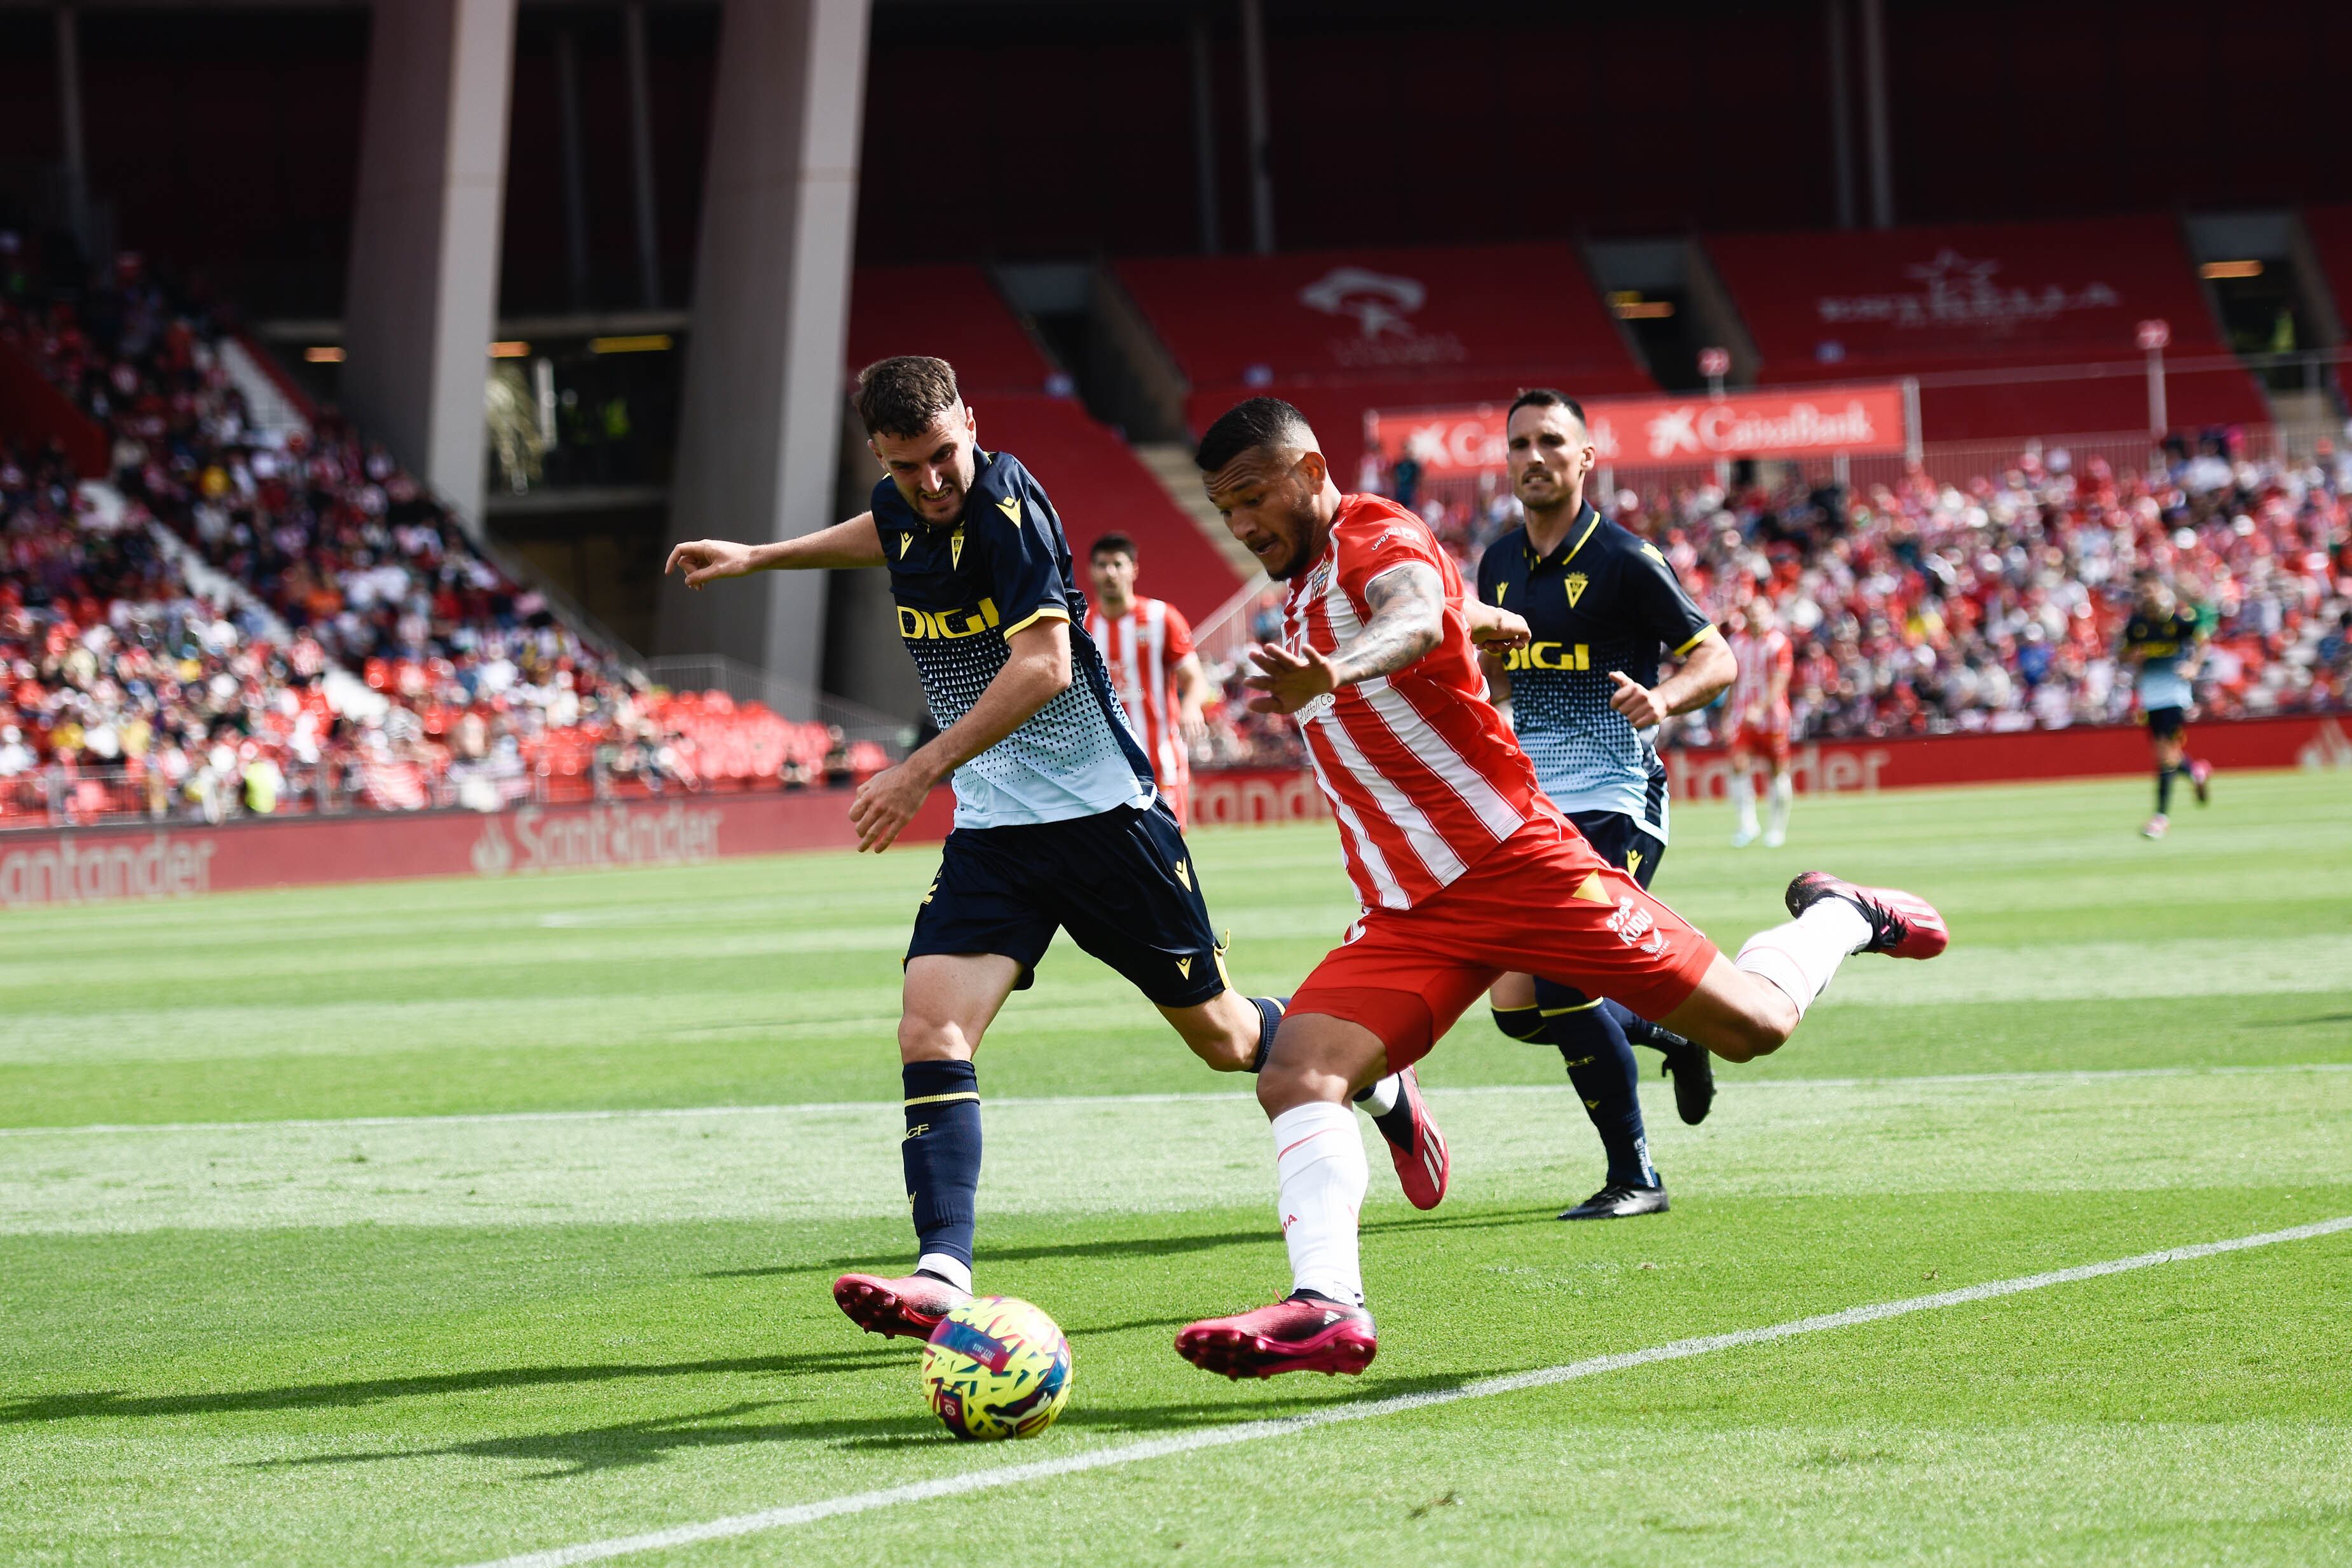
456, 1213, 2352, 1568
6, 1061, 2346, 1139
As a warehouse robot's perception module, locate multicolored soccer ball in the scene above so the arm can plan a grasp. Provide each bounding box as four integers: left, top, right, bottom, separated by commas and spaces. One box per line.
920, 1295, 1073, 1441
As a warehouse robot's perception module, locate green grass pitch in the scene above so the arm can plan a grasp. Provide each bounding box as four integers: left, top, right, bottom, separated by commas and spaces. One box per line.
3, 771, 2349, 1566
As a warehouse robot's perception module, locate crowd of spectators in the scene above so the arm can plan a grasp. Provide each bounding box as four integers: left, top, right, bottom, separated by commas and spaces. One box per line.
1197, 435, 2352, 765
1, 246, 884, 829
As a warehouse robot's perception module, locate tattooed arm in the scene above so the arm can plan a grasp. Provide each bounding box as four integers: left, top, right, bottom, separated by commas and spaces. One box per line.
1243, 563, 1447, 715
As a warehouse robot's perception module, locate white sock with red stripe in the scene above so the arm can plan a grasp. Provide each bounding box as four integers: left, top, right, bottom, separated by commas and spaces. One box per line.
1732, 898, 1873, 1017
1730, 772, 1760, 835
1270, 1101, 1368, 1307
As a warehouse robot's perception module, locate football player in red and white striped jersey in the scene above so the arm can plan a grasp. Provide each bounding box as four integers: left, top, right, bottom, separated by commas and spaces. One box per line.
1084, 533, 1209, 828
1725, 596, 1796, 848
1172, 399, 1949, 1380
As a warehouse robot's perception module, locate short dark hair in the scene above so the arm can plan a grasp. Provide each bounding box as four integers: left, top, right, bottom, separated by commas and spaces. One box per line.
1507, 388, 1587, 428
1194, 396, 1316, 473
1090, 533, 1137, 562
855, 355, 961, 439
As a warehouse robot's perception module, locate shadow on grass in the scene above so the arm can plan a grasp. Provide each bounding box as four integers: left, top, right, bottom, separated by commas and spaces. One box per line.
717, 1207, 1562, 1281
1, 1347, 905, 1427
250, 1372, 1477, 1476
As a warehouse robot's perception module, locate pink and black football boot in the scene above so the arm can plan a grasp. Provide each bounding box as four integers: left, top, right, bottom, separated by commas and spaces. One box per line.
1784, 872, 1948, 960
832, 1272, 968, 1339
1367, 1065, 1449, 1210
2189, 758, 2213, 805
1175, 1293, 1378, 1379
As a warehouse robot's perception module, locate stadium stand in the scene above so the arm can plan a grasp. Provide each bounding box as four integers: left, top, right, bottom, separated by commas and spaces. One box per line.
844, 264, 1245, 622
1194, 442, 2351, 765
1116, 242, 1655, 482
1703, 217, 2274, 440
0, 256, 883, 829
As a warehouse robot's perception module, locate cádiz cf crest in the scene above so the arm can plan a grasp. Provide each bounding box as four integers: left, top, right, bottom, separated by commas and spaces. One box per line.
1564, 572, 1589, 608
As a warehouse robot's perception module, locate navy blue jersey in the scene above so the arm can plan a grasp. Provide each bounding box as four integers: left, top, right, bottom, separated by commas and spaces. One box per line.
2121, 608, 2201, 711
1474, 504, 1716, 836
873, 449, 1154, 828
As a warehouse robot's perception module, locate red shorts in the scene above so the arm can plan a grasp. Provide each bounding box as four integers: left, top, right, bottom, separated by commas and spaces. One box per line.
1287, 817, 1719, 1071
1724, 706, 1792, 766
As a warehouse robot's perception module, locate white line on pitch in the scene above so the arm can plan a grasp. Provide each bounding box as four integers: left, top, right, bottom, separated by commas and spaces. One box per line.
4, 1053, 2352, 1142
454, 1213, 2352, 1568
3, 1061, 2347, 1139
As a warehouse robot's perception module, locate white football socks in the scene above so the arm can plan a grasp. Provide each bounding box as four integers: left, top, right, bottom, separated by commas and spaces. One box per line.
1732, 896, 1873, 1019
1766, 774, 1793, 839
915, 1252, 972, 1294
1353, 1072, 1402, 1117
1730, 772, 1760, 836
1270, 1100, 1368, 1307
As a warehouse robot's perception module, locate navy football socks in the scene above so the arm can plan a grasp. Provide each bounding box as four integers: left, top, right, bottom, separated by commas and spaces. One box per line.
1606, 1000, 1683, 1053
901, 1060, 982, 1272
1547, 1004, 1655, 1189
2156, 763, 2177, 814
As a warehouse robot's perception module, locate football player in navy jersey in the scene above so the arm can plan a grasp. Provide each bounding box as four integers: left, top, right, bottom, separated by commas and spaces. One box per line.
666, 356, 1449, 1340
1475, 390, 1737, 1220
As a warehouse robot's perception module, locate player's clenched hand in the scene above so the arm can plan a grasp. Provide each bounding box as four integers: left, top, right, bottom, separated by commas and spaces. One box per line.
1467, 603, 1531, 651
849, 759, 931, 853
1608, 671, 1669, 728
1243, 643, 1339, 714
665, 539, 756, 588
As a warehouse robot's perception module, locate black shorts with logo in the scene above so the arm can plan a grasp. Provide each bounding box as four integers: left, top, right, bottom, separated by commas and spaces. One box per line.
1534, 809, 1671, 1015
906, 800, 1225, 1007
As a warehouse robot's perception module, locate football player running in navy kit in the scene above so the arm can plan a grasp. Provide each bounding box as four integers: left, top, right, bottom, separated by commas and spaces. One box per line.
1475, 390, 1739, 1220
2119, 572, 2212, 838
666, 357, 1447, 1339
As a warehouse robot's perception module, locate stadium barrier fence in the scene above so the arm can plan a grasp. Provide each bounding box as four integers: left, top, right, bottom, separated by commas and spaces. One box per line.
5, 715, 2341, 910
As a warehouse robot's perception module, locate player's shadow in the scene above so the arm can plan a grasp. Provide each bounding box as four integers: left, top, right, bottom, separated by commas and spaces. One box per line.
256, 1373, 1477, 1476
734, 1208, 1561, 1282
0, 1347, 904, 1428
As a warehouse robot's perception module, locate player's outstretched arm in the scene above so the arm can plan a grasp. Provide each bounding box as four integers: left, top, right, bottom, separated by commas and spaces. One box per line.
848, 617, 1074, 852
1243, 563, 1446, 714
666, 512, 887, 587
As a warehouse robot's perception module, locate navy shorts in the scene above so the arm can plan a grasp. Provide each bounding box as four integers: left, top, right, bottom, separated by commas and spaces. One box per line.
906, 800, 1225, 1008
1535, 809, 1669, 1015
2145, 706, 2186, 740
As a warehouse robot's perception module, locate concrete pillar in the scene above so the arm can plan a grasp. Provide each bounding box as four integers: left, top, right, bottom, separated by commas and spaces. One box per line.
555, 25, 591, 312
1239, 0, 1275, 256
341, 0, 518, 533
657, 0, 871, 697
623, 0, 664, 309
1826, 0, 1856, 231
1859, 0, 1894, 229
53, 3, 90, 256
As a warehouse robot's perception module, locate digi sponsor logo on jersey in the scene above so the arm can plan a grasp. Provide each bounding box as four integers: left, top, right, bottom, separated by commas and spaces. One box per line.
897, 599, 1002, 641
1503, 642, 1592, 672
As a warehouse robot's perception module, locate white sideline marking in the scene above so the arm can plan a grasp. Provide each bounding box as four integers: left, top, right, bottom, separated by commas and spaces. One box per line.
4, 1062, 2348, 1140
456, 1213, 2352, 1568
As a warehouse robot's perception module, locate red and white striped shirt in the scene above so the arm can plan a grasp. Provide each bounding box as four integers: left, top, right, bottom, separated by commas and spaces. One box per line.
1729, 625, 1794, 728
1281, 494, 1551, 911
1084, 595, 1197, 821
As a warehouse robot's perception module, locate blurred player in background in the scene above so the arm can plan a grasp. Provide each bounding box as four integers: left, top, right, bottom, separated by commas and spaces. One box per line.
1473, 390, 1734, 1222
1174, 399, 1946, 1379
2121, 572, 2212, 838
1725, 596, 1796, 849
666, 357, 1446, 1344
1084, 533, 1209, 828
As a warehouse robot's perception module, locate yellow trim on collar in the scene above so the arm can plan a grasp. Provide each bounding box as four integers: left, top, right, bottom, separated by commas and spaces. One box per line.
1559, 509, 1604, 567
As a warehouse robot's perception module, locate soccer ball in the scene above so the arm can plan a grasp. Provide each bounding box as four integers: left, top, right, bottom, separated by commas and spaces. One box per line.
920, 1295, 1073, 1441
